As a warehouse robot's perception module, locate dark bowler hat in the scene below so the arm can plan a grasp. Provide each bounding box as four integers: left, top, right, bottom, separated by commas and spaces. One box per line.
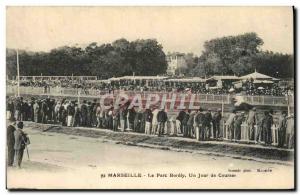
17, 121, 24, 129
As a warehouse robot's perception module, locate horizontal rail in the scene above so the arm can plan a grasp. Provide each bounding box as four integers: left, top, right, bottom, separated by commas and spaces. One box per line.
7, 86, 293, 107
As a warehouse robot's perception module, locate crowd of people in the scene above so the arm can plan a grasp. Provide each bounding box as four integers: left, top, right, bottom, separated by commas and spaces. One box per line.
7, 77, 292, 96
225, 109, 294, 148
6, 95, 294, 149
242, 79, 289, 96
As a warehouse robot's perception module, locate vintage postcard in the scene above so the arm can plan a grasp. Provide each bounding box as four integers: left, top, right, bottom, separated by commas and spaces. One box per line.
6, 6, 295, 190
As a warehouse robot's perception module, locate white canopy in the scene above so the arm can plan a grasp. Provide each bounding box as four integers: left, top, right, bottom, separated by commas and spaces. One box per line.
253, 80, 274, 84
240, 71, 279, 80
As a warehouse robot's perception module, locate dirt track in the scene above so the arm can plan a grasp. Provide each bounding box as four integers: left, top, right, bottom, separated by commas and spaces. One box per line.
7, 123, 294, 189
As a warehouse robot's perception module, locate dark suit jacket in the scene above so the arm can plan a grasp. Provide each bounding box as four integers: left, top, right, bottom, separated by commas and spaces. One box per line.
157, 111, 168, 123
7, 125, 15, 147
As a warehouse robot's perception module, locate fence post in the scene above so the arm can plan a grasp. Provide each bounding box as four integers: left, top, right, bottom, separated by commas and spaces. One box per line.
254, 125, 257, 143
221, 99, 224, 117
241, 123, 244, 141
241, 122, 248, 141
222, 121, 225, 139
223, 121, 227, 140
210, 122, 214, 139
272, 124, 278, 146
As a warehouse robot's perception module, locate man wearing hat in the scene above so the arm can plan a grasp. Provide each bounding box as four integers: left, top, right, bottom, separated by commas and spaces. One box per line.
134, 108, 143, 132
144, 108, 153, 135
176, 110, 186, 136
226, 110, 236, 140
80, 100, 88, 127
14, 97, 22, 121
203, 108, 213, 140
247, 107, 257, 140
119, 106, 127, 132
234, 112, 245, 141
151, 106, 159, 135
91, 99, 98, 127
67, 101, 75, 127
72, 103, 81, 127
157, 108, 168, 136
7, 117, 16, 166
286, 113, 294, 149
112, 108, 120, 132
41, 99, 48, 124
30, 97, 35, 122
212, 108, 222, 139
182, 110, 190, 137
261, 110, 273, 145
14, 121, 30, 168
86, 101, 92, 127
278, 111, 287, 148
54, 100, 61, 123
33, 100, 40, 123
6, 97, 14, 120
193, 108, 204, 141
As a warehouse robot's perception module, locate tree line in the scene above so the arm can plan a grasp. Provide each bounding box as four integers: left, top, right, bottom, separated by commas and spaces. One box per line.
6, 33, 294, 79
182, 32, 294, 79
6, 39, 168, 79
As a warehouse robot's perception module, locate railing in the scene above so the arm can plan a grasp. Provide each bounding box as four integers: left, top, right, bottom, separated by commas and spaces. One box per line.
7, 86, 293, 107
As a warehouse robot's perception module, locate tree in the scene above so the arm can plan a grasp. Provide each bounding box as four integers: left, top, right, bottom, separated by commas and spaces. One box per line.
251, 51, 294, 78
190, 32, 264, 76
188, 32, 293, 78
6, 38, 168, 79
129, 39, 167, 76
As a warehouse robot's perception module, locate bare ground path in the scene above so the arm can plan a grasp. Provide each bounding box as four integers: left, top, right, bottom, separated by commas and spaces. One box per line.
7, 122, 294, 189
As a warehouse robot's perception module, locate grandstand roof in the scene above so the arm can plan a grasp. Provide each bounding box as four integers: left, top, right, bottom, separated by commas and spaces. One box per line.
207, 75, 240, 80
166, 78, 206, 82
108, 76, 168, 81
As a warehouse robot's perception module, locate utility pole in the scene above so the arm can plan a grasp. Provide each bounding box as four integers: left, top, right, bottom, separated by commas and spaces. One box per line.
287, 93, 290, 116
16, 50, 20, 97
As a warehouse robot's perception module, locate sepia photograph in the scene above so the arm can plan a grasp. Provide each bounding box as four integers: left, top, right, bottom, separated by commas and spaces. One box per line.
5, 6, 295, 190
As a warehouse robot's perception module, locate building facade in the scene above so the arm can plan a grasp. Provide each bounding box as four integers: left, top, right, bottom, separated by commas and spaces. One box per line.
166, 53, 187, 75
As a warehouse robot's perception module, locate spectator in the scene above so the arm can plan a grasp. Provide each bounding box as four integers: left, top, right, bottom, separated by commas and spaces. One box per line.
157, 108, 168, 136
286, 114, 294, 149
212, 109, 222, 139
277, 111, 287, 148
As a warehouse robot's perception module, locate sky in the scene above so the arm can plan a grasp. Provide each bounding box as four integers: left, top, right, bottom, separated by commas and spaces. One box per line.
6, 6, 293, 55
